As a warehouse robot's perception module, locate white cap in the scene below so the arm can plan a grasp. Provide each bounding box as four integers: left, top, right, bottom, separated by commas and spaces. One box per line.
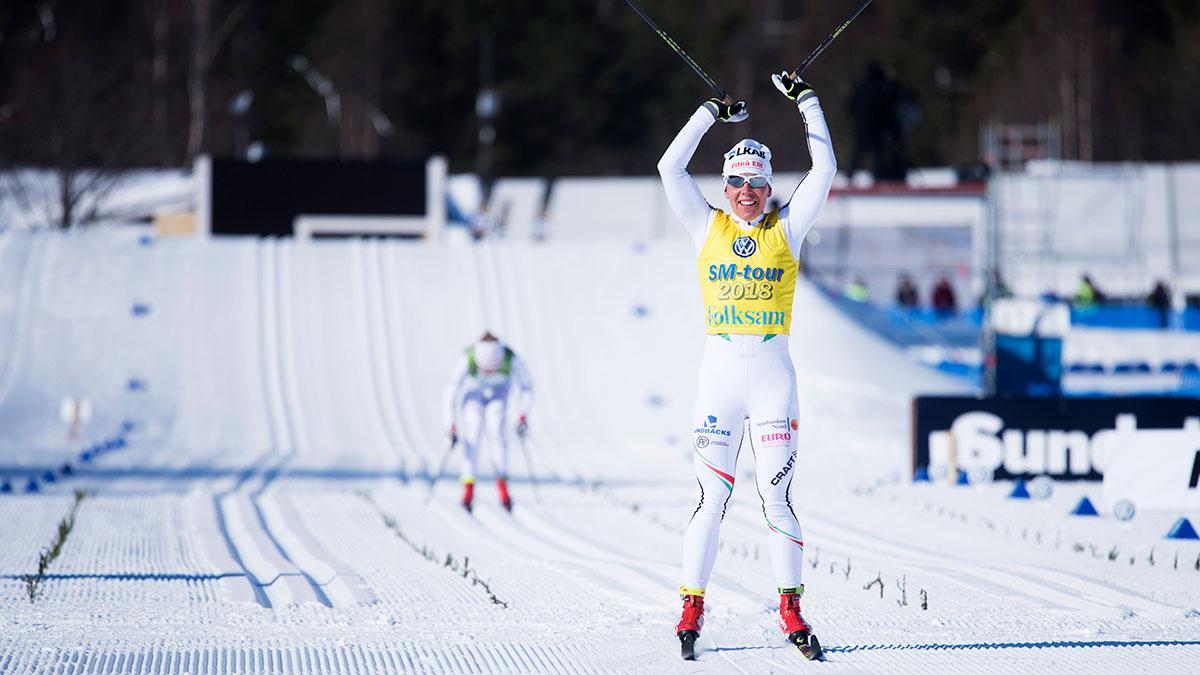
723, 139, 772, 178
474, 340, 504, 371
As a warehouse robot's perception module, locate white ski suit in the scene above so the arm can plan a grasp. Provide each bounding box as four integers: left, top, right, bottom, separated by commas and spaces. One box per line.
658, 95, 836, 594
443, 341, 533, 483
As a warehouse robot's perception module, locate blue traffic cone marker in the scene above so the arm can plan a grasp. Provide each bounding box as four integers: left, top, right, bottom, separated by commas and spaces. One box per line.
1166, 517, 1199, 541
955, 469, 971, 486
913, 466, 930, 482
1008, 478, 1030, 499
1, 480, 12, 494
42, 470, 57, 483
60, 463, 73, 476
80, 450, 93, 462
1070, 496, 1099, 516
24, 478, 39, 493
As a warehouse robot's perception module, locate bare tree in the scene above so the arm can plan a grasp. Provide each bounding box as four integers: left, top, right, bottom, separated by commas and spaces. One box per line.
147, 0, 174, 167
0, 2, 152, 228
306, 0, 391, 158
185, 0, 249, 163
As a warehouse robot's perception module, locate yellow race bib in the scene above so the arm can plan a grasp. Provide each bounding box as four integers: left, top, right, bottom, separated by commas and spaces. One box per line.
697, 211, 797, 335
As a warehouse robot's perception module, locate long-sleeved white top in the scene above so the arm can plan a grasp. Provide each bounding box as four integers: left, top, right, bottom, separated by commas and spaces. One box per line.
656, 96, 837, 258
442, 348, 533, 429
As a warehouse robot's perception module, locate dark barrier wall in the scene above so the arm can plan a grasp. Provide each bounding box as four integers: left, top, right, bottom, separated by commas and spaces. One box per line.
913, 396, 1200, 481
211, 158, 425, 236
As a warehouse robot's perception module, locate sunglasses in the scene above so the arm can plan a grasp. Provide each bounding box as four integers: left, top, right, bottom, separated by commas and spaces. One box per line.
725, 175, 769, 189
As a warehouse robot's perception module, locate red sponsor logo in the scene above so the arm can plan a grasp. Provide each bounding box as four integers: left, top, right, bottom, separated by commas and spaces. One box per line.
729, 159, 765, 171
790, 419, 799, 431
761, 432, 791, 443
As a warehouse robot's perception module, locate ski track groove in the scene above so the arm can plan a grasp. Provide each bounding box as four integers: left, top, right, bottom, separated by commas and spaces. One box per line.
203, 239, 323, 608
376, 241, 438, 476
725, 501, 1107, 620
416, 495, 556, 605
506, 499, 679, 596
244, 240, 351, 607
724, 504, 1067, 621
455, 499, 644, 604
365, 486, 525, 611
342, 241, 398, 474
800, 503, 1184, 621
489, 244, 584, 486
490, 244, 582, 487
383, 244, 457, 481
355, 241, 409, 476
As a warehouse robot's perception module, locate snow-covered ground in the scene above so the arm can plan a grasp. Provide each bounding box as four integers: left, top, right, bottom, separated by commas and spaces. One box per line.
1, 227, 1198, 673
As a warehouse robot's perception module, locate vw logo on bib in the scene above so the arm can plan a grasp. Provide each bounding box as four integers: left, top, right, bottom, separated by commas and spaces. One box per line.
731, 236, 757, 258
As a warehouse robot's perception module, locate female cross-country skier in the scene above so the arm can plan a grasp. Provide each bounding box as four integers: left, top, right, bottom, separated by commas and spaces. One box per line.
656, 71, 836, 659
443, 331, 533, 512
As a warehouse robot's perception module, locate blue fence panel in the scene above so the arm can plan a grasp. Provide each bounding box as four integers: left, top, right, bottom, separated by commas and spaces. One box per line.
1070, 305, 1163, 329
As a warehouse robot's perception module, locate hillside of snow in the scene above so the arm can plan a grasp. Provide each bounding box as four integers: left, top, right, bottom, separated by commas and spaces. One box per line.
1, 227, 1198, 673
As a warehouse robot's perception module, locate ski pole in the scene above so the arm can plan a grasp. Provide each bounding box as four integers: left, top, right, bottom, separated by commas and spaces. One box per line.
517, 433, 542, 504
791, 0, 873, 77
424, 438, 458, 505
623, 0, 733, 103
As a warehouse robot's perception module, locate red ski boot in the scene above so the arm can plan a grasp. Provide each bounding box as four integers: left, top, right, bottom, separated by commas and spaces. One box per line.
461, 481, 474, 512
497, 477, 513, 512
675, 593, 704, 660
779, 588, 822, 660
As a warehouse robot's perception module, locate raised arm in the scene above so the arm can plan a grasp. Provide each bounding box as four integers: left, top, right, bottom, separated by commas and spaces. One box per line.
657, 99, 747, 249
442, 353, 470, 432
771, 74, 838, 258
510, 353, 533, 420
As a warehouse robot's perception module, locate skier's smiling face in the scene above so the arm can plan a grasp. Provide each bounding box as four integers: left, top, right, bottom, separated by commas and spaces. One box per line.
724, 173, 772, 221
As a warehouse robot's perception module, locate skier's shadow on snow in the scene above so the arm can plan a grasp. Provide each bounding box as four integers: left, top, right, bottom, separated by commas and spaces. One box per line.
705, 645, 831, 661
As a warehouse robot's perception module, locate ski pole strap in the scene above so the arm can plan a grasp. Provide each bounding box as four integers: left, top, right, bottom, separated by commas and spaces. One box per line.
778, 585, 805, 596
679, 586, 706, 597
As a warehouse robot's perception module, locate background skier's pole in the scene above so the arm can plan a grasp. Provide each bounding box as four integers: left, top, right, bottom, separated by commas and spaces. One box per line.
424, 438, 457, 505
518, 434, 542, 504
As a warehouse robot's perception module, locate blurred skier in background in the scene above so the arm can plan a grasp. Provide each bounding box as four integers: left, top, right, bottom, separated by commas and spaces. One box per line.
443, 331, 533, 512
657, 69, 836, 658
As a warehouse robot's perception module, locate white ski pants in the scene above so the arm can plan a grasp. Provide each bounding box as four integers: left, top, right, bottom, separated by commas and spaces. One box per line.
458, 384, 511, 482
681, 334, 805, 592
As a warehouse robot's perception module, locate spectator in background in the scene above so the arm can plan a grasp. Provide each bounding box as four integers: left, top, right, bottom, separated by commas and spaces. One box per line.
844, 277, 869, 303
895, 273, 919, 309
1149, 280, 1171, 328
1075, 273, 1105, 308
931, 276, 957, 318
993, 271, 1014, 299
979, 270, 1014, 308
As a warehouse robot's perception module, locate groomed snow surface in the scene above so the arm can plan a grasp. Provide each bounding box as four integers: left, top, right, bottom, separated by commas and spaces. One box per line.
1, 228, 1198, 674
